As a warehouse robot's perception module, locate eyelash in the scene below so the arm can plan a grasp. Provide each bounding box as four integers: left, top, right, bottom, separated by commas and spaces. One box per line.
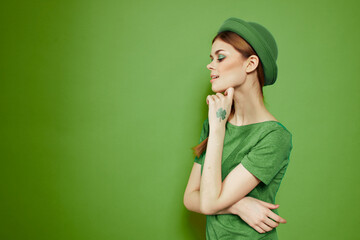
210, 55, 225, 63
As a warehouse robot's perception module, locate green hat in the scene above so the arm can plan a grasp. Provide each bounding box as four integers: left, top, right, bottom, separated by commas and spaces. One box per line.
217, 17, 278, 86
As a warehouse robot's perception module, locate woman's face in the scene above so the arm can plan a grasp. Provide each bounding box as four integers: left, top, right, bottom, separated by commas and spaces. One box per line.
207, 39, 248, 93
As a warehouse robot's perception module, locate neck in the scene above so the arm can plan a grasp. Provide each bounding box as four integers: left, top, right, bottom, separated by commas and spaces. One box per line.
228, 79, 273, 126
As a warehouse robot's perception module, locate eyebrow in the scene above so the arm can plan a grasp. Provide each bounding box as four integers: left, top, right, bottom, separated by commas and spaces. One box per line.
210, 49, 225, 58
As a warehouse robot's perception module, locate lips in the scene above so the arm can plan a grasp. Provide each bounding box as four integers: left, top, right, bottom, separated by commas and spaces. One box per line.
210, 76, 219, 83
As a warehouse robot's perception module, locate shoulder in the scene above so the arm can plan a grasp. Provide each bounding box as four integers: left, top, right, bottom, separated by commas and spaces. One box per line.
256, 122, 293, 150
273, 121, 292, 136
262, 121, 292, 139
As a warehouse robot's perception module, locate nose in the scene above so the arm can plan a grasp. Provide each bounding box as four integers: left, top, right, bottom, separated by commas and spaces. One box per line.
207, 61, 215, 70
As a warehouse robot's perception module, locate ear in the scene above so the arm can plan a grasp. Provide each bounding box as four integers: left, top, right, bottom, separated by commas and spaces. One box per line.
246, 55, 259, 73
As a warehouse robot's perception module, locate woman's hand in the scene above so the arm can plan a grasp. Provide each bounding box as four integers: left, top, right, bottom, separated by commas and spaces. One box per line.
228, 196, 287, 233
206, 88, 234, 131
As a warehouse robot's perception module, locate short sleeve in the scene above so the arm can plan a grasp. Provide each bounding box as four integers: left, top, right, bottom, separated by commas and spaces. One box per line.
241, 129, 293, 185
194, 118, 209, 164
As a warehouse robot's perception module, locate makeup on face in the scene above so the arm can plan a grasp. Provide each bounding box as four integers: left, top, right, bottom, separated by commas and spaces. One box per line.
210, 49, 225, 58
210, 49, 226, 61
210, 54, 226, 64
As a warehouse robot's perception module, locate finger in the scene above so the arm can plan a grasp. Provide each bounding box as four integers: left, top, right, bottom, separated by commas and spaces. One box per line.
268, 204, 280, 209
260, 200, 279, 209
263, 217, 279, 228
225, 87, 234, 98
253, 225, 265, 234
258, 222, 273, 232
267, 211, 287, 224
207, 95, 214, 105
212, 94, 220, 102
215, 93, 225, 101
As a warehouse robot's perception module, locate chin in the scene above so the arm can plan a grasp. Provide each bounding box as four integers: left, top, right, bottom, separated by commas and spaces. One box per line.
211, 84, 227, 93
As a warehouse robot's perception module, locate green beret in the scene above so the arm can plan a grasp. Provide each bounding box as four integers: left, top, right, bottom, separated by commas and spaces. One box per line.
217, 17, 278, 86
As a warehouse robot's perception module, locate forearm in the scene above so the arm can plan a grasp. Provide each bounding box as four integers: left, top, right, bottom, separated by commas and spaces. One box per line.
199, 128, 225, 213
186, 190, 233, 215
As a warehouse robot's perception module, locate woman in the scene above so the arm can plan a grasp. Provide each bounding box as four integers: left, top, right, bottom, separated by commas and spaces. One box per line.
183, 17, 293, 239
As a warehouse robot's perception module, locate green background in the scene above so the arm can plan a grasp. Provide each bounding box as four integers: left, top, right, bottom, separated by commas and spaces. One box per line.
1, 0, 359, 239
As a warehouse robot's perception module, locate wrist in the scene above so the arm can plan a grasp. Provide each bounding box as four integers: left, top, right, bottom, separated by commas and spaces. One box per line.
209, 125, 225, 136
230, 197, 248, 214
208, 129, 225, 147
212, 206, 233, 215
226, 205, 235, 214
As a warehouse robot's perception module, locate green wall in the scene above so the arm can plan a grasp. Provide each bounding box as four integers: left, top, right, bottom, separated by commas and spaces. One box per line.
1, 0, 359, 239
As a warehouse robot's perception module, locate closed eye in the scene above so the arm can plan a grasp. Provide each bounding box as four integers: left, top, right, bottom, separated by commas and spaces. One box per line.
210, 54, 225, 63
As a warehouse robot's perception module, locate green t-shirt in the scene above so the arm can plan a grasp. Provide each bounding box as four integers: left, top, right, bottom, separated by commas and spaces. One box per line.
194, 118, 293, 240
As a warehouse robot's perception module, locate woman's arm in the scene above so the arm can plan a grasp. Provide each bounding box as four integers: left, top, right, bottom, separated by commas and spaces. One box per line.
227, 196, 287, 233
199, 127, 261, 214
184, 189, 232, 214
200, 90, 261, 215
184, 162, 232, 214
185, 190, 287, 233
184, 160, 286, 233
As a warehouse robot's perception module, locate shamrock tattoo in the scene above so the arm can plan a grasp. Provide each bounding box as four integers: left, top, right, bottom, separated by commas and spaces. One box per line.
216, 108, 227, 122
